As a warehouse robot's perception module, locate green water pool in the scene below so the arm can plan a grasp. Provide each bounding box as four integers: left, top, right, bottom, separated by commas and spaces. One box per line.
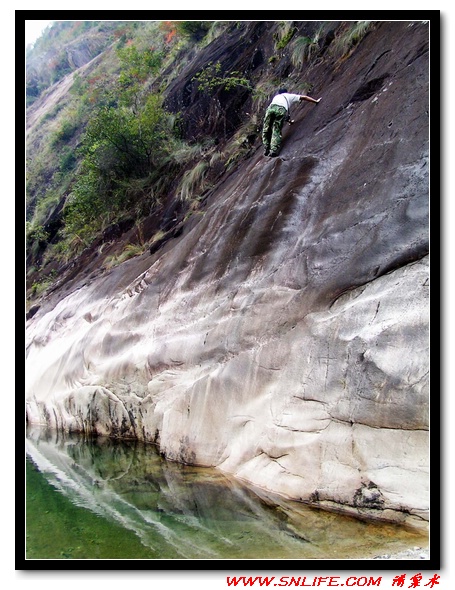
25, 427, 428, 561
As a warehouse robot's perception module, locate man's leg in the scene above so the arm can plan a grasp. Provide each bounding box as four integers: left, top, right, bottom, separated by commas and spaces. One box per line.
262, 108, 274, 155
269, 110, 286, 155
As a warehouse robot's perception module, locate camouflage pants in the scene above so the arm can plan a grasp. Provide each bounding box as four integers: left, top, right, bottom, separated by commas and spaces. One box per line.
262, 104, 287, 154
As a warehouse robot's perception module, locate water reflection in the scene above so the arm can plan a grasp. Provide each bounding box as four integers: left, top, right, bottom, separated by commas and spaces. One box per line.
26, 426, 427, 560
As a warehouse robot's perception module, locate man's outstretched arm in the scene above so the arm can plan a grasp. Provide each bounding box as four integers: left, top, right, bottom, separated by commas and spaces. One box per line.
300, 95, 321, 104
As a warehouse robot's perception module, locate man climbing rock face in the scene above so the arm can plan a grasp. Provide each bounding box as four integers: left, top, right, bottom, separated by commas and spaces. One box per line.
262, 88, 321, 157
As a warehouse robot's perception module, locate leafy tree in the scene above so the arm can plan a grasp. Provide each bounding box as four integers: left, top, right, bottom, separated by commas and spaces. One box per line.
62, 42, 175, 240
64, 167, 107, 242
64, 92, 176, 239
82, 93, 170, 177
116, 45, 164, 110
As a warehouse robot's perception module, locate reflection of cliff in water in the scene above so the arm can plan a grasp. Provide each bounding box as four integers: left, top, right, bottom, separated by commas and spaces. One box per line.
26, 426, 427, 560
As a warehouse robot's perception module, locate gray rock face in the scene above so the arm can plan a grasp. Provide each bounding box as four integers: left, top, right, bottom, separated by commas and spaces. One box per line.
26, 21, 429, 527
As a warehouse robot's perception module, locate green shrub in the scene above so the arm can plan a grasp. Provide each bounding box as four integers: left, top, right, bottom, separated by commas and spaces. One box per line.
193, 61, 252, 93
174, 21, 211, 42
26, 223, 49, 245
64, 89, 179, 239
59, 147, 77, 173
274, 22, 297, 50
31, 278, 52, 297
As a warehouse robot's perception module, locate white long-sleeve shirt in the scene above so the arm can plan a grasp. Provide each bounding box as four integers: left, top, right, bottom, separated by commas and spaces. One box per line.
270, 93, 301, 112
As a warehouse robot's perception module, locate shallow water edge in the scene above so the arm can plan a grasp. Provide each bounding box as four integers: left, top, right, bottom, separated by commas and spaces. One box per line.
25, 426, 429, 561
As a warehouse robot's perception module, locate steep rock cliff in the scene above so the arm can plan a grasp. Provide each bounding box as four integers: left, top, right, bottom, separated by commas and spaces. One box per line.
26, 21, 429, 527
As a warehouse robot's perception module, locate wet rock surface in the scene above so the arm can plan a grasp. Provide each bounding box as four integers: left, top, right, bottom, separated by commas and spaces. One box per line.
26, 22, 429, 528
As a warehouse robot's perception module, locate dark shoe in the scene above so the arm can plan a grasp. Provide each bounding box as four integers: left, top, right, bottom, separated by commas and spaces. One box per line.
269, 151, 277, 157
263, 147, 270, 156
